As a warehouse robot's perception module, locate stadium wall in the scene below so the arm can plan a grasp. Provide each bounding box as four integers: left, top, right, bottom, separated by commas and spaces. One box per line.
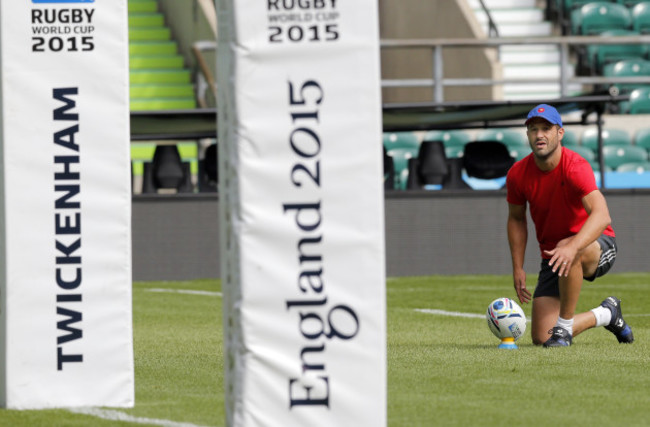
132, 190, 650, 281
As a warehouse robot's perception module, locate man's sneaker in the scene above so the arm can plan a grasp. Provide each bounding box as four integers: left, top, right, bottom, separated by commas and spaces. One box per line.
600, 296, 634, 344
543, 327, 572, 347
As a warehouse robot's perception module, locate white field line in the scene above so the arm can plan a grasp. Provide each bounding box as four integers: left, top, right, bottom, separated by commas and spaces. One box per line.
415, 308, 532, 322
146, 288, 222, 297
68, 407, 216, 427
415, 308, 484, 319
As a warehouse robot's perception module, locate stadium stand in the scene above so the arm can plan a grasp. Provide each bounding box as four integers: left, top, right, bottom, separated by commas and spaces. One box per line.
128, 0, 196, 111
603, 144, 649, 168
581, 127, 632, 149
571, 2, 632, 35
626, 86, 650, 112
616, 160, 650, 171
602, 58, 650, 94
422, 130, 471, 148
128, 0, 202, 193
633, 126, 650, 149
631, 1, 650, 32
582, 29, 646, 74
475, 128, 529, 147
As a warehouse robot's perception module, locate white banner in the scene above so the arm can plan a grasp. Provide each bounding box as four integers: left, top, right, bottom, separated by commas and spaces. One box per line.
217, 1, 386, 425
0, 0, 134, 409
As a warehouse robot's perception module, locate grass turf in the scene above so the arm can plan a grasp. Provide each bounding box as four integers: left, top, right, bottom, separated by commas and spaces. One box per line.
0, 273, 648, 426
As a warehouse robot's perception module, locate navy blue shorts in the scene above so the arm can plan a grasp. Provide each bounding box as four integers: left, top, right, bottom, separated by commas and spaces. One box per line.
533, 235, 617, 298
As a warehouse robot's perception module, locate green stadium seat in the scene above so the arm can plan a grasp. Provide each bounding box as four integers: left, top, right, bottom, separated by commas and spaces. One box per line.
616, 160, 650, 171
631, 2, 650, 33
627, 87, 650, 113
620, 0, 650, 9
445, 145, 465, 159
584, 30, 646, 74
568, 145, 597, 163
562, 128, 580, 146
507, 145, 532, 161
602, 59, 650, 93
581, 128, 632, 149
128, 13, 165, 28
422, 129, 471, 147
633, 127, 650, 151
383, 132, 420, 151
603, 145, 649, 168
475, 128, 528, 147
386, 147, 418, 182
571, 2, 632, 35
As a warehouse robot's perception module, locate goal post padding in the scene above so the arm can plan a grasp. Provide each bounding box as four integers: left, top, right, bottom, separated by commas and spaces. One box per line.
0, 0, 134, 409
216, 1, 387, 425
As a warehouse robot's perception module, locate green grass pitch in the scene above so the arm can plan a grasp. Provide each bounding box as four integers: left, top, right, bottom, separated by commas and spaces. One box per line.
1, 273, 648, 426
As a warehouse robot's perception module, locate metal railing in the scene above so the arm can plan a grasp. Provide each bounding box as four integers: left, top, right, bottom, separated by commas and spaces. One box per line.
193, 35, 650, 106
380, 35, 650, 103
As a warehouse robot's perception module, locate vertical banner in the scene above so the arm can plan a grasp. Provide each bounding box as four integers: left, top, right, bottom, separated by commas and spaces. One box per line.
217, 1, 386, 426
0, 0, 134, 409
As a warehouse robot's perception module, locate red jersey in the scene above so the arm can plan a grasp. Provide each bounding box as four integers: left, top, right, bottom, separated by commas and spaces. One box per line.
506, 147, 615, 258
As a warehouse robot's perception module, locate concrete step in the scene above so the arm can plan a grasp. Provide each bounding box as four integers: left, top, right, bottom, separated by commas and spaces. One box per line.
499, 48, 561, 64
503, 82, 584, 94
481, 22, 553, 37
502, 63, 574, 79
467, 0, 536, 9
474, 8, 545, 24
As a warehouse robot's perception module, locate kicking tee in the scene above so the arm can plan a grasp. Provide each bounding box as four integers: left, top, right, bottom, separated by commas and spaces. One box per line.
506, 147, 615, 258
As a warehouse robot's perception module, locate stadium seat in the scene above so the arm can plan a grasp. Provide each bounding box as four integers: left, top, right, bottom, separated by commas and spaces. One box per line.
627, 87, 650, 113
603, 145, 649, 168
142, 145, 193, 193
618, 0, 649, 8
475, 128, 528, 148
631, 2, 650, 33
616, 160, 650, 171
445, 145, 465, 159
507, 145, 532, 161
633, 127, 650, 150
602, 59, 650, 93
571, 2, 632, 35
568, 145, 597, 163
561, 128, 580, 146
582, 30, 646, 74
581, 128, 632, 149
422, 130, 471, 147
463, 141, 514, 180
383, 132, 420, 151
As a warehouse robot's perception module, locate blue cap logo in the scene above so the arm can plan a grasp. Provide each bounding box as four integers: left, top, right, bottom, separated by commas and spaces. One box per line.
526, 104, 563, 127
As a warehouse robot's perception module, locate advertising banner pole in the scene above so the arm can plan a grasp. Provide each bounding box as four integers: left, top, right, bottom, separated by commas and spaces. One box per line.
216, 1, 386, 425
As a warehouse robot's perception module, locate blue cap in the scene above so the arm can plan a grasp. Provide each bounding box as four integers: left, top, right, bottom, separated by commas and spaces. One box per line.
525, 104, 562, 127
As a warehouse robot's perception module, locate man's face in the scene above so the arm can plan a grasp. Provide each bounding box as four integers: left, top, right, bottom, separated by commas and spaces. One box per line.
526, 118, 564, 161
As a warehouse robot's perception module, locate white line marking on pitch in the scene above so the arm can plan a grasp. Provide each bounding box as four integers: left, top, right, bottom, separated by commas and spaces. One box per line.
415, 308, 484, 319
146, 288, 222, 297
415, 308, 532, 322
68, 407, 216, 427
